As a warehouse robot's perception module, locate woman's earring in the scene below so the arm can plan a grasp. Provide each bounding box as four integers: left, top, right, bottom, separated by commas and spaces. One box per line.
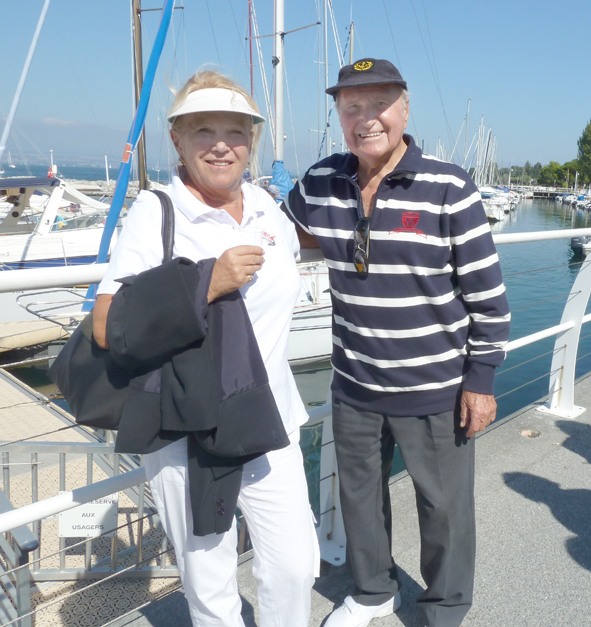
179, 157, 186, 166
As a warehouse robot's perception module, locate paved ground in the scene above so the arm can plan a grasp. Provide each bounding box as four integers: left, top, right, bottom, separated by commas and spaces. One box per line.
68, 373, 591, 626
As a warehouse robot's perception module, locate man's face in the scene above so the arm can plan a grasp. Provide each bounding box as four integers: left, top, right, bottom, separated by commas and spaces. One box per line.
337, 84, 409, 167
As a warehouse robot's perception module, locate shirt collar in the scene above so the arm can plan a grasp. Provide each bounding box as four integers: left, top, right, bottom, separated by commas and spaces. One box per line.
335, 134, 423, 179
168, 172, 263, 225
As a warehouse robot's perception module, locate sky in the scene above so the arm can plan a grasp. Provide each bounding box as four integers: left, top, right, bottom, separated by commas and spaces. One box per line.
1, 0, 590, 179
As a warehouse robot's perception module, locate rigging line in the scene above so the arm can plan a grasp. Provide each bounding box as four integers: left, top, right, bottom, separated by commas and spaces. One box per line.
0, 101, 47, 166
204, 0, 222, 67
328, 0, 344, 67
283, 56, 300, 178
251, 1, 275, 149
380, 0, 419, 141
380, 0, 402, 69
420, 0, 444, 104
151, 7, 185, 175
408, 0, 454, 151
226, 0, 248, 61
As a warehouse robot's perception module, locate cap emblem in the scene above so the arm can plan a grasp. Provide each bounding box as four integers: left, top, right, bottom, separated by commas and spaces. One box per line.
354, 60, 373, 71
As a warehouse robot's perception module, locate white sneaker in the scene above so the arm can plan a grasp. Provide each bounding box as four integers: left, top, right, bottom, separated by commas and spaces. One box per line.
324, 592, 402, 627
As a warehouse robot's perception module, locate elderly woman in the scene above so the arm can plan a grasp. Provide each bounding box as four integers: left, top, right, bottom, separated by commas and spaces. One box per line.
92, 71, 319, 627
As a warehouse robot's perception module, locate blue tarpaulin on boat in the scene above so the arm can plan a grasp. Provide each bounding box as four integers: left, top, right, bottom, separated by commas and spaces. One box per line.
270, 160, 294, 201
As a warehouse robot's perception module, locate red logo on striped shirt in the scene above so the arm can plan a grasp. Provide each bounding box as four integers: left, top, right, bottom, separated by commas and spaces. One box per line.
389, 211, 426, 238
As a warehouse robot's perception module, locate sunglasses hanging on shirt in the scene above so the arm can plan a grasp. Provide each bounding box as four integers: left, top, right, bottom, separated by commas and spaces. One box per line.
353, 217, 370, 275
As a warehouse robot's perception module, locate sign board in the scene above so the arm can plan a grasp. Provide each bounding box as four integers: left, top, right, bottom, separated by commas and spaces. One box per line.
59, 492, 119, 538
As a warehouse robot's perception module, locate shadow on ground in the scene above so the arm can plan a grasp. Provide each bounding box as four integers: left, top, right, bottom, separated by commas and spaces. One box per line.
504, 419, 591, 572
314, 561, 426, 626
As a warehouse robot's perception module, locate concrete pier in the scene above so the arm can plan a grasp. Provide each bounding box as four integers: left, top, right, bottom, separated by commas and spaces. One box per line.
119, 373, 591, 627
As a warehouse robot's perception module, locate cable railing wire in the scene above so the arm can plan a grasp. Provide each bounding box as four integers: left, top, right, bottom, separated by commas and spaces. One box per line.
495, 367, 563, 401
305, 472, 335, 488
508, 290, 578, 313
0, 544, 177, 627
495, 345, 565, 377
319, 506, 335, 518
0, 511, 159, 580
0, 423, 79, 447
502, 259, 587, 278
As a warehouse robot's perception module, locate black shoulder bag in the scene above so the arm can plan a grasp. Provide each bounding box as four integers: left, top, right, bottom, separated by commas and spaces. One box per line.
48, 190, 175, 430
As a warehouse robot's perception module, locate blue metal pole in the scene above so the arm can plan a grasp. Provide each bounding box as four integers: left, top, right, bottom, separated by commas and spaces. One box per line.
85, 0, 174, 308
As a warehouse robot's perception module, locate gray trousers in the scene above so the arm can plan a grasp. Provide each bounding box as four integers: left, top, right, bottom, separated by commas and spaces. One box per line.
332, 397, 476, 627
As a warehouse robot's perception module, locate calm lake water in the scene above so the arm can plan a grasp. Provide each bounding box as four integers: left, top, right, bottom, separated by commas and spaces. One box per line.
2, 163, 168, 184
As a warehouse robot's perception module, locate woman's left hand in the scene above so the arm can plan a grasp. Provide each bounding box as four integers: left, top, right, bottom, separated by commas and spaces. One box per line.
208, 245, 265, 302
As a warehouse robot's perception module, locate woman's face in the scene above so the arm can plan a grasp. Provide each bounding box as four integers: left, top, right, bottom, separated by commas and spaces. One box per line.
171, 110, 252, 202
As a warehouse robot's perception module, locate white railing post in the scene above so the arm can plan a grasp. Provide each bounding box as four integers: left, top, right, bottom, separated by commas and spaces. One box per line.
316, 403, 346, 565
538, 256, 591, 418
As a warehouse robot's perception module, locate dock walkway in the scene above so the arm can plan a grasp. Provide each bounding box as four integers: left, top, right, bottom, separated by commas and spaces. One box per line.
117, 373, 591, 627
2, 369, 591, 626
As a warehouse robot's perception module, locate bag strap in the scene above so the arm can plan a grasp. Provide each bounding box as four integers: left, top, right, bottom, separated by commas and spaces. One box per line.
151, 190, 175, 263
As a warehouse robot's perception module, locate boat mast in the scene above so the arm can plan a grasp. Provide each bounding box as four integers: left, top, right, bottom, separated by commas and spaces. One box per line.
324, 0, 330, 157
105, 154, 110, 186
0, 0, 51, 166
462, 98, 470, 170
273, 0, 285, 162
248, 0, 254, 97
341, 20, 354, 152
132, 0, 148, 191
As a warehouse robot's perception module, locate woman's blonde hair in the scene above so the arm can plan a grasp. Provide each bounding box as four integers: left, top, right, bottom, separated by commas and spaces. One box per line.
169, 70, 263, 182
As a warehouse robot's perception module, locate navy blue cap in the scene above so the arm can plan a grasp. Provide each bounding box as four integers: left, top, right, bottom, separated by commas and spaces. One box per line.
326, 58, 407, 97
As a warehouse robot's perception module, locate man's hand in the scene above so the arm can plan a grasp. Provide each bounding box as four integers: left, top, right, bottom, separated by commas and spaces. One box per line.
460, 390, 497, 438
207, 245, 265, 303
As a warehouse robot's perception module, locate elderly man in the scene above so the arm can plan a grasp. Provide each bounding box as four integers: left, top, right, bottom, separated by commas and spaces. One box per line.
283, 58, 510, 627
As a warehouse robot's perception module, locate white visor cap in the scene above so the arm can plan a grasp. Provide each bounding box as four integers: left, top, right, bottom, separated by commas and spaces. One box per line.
167, 88, 266, 125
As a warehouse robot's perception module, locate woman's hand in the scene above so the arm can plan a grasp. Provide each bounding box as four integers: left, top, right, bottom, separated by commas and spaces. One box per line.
208, 245, 265, 302
93, 293, 114, 349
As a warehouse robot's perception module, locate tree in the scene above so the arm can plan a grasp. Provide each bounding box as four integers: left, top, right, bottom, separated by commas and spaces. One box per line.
577, 120, 591, 184
538, 161, 564, 186
562, 159, 579, 187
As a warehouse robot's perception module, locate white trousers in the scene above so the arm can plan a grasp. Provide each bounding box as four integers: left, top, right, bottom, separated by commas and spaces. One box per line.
144, 433, 320, 627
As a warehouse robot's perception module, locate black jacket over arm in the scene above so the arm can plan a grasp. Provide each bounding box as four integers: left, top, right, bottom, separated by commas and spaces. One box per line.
106, 257, 289, 535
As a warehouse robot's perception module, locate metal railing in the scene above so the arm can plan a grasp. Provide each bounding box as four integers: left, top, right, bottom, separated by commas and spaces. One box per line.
1, 227, 591, 623
0, 489, 38, 627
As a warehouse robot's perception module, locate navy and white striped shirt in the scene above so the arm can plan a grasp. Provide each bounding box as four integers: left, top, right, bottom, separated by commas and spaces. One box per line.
284, 135, 510, 416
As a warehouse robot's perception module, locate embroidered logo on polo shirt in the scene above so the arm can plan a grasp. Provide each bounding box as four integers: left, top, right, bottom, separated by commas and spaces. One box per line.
389, 211, 427, 238
354, 60, 373, 71
263, 232, 276, 246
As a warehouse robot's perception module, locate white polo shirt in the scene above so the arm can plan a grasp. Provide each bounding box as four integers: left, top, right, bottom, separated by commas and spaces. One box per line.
98, 175, 308, 435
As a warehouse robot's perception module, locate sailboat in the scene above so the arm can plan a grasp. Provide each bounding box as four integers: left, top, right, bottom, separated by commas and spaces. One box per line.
261, 0, 332, 365
7, 152, 15, 168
